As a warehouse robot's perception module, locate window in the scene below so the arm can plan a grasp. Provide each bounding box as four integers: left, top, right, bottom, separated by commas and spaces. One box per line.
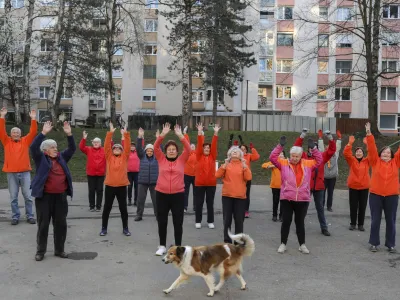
318, 61, 328, 73
381, 87, 397, 101
114, 46, 123, 56
89, 89, 106, 109
143, 89, 156, 102
112, 69, 122, 78
13, 64, 23, 77
335, 87, 351, 100
260, 11, 274, 19
259, 58, 273, 71
93, 18, 107, 27
61, 87, 72, 99
145, 0, 158, 9
277, 33, 293, 46
318, 34, 329, 47
40, 0, 58, 6
145, 19, 158, 32
192, 90, 205, 102
381, 31, 399, 46
319, 7, 328, 19
317, 87, 327, 99
277, 7, 293, 20
276, 60, 292, 72
145, 45, 157, 55
206, 90, 224, 102
40, 39, 55, 52
335, 113, 350, 119
143, 65, 156, 79
92, 40, 106, 52
383, 5, 400, 19
336, 34, 352, 48
336, 7, 353, 21
191, 40, 205, 54
382, 60, 398, 72
380, 115, 396, 129
115, 88, 122, 101
0, 0, 3, 8
38, 66, 52, 76
192, 70, 205, 78
336, 60, 352, 73
39, 86, 50, 99
13, 41, 24, 54
40, 17, 56, 29
12, 0, 24, 8
276, 86, 292, 99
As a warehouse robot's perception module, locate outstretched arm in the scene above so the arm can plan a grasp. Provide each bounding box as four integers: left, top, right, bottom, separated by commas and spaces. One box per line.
61, 122, 76, 163
343, 136, 355, 167
24, 110, 38, 145
0, 108, 9, 144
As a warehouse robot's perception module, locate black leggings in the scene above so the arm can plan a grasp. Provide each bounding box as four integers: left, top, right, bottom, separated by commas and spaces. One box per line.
102, 186, 128, 229
280, 200, 309, 245
272, 188, 281, 217
195, 186, 216, 223
222, 196, 247, 243
245, 180, 252, 211
349, 188, 369, 226
156, 191, 185, 247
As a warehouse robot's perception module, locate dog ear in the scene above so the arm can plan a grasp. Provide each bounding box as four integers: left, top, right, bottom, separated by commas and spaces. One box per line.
176, 246, 186, 258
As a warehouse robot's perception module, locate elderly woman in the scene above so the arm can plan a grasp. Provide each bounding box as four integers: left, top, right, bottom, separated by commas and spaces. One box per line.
270, 136, 322, 254
365, 122, 399, 253
30, 121, 76, 261
79, 131, 106, 212
216, 146, 252, 243
153, 123, 191, 256
343, 136, 370, 231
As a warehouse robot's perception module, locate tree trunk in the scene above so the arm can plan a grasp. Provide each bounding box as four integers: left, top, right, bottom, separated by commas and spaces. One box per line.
188, 66, 193, 129
8, 78, 21, 124
107, 0, 118, 124
181, 53, 190, 126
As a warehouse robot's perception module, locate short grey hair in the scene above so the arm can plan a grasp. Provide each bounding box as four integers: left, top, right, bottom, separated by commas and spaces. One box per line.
92, 137, 101, 143
290, 146, 303, 155
10, 127, 21, 134
40, 139, 57, 152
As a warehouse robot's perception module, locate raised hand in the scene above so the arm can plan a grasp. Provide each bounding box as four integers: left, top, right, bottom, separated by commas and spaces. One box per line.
109, 122, 116, 133
196, 123, 204, 135
213, 124, 221, 136
29, 110, 36, 120
308, 138, 316, 149
42, 121, 53, 135
83, 130, 88, 139
348, 136, 355, 145
138, 127, 144, 138
0, 107, 7, 118
336, 130, 342, 139
174, 124, 183, 138
279, 136, 286, 147
363, 137, 367, 145
63, 121, 72, 136
183, 126, 188, 135
318, 129, 323, 139
156, 129, 160, 138
121, 124, 128, 135
161, 123, 171, 137
324, 130, 333, 140
365, 122, 371, 135
300, 128, 308, 139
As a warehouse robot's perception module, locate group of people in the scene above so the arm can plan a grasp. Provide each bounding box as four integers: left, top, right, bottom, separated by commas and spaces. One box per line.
1, 104, 398, 261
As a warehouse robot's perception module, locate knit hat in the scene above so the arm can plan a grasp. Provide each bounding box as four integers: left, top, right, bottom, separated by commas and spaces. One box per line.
112, 143, 123, 150
145, 144, 154, 151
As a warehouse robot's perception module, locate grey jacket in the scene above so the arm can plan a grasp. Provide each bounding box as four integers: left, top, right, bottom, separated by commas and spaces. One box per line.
137, 137, 159, 185
319, 139, 342, 179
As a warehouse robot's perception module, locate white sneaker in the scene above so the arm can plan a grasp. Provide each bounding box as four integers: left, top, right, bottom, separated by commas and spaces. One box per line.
299, 244, 310, 254
195, 223, 202, 229
208, 223, 215, 229
277, 243, 286, 253
155, 246, 166, 256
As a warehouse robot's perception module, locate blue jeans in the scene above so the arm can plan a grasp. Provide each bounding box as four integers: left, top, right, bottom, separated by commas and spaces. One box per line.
7, 172, 34, 220
313, 190, 328, 230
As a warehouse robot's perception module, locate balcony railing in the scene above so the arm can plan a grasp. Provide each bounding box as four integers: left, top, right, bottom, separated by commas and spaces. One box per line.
259, 71, 273, 83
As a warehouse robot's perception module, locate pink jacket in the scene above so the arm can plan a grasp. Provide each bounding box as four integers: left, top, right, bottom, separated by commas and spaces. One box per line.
121, 140, 140, 172
154, 135, 191, 194
270, 144, 322, 202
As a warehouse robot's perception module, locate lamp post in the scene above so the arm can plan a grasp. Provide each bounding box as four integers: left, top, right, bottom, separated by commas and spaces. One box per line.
245, 80, 249, 131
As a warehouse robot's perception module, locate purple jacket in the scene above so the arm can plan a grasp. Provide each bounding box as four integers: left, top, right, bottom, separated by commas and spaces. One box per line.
269, 144, 323, 202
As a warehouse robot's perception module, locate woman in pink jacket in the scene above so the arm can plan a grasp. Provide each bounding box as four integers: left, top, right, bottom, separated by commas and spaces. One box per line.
154, 123, 191, 256
122, 133, 140, 206
270, 136, 322, 255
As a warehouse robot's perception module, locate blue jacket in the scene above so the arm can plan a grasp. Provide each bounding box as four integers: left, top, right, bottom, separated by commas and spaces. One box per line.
136, 137, 159, 185
30, 133, 76, 198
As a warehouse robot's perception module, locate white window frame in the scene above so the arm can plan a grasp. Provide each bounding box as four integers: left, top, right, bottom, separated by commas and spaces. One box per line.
40, 17, 57, 29
192, 90, 205, 102
143, 89, 156, 102
144, 19, 158, 32
112, 69, 123, 78
145, 44, 157, 55
380, 114, 397, 130
192, 70, 205, 78
276, 86, 292, 100
317, 87, 327, 100
318, 34, 329, 48
14, 64, 23, 77
11, 0, 24, 8
336, 34, 352, 48
383, 5, 400, 19
145, 0, 159, 9
381, 87, 397, 101
115, 88, 122, 101
39, 86, 50, 99
336, 60, 352, 74
318, 61, 328, 73
277, 7, 293, 20
335, 87, 351, 101
206, 90, 225, 102
319, 6, 328, 20
336, 7, 353, 21
40, 39, 55, 52
259, 58, 272, 72
277, 33, 293, 46
92, 18, 107, 28
276, 59, 293, 73
382, 60, 398, 72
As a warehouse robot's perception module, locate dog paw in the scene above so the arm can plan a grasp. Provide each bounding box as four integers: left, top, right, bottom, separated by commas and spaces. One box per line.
240, 285, 247, 290
163, 289, 171, 294
207, 291, 215, 297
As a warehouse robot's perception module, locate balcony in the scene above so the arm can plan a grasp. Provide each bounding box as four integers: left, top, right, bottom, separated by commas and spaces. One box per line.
89, 99, 106, 110
259, 71, 273, 83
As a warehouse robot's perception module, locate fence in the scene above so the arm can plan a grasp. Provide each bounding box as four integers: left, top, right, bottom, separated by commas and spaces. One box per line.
336, 118, 369, 134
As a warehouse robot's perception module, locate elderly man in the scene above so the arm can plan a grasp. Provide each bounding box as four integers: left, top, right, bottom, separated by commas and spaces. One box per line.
30, 121, 76, 261
0, 107, 37, 225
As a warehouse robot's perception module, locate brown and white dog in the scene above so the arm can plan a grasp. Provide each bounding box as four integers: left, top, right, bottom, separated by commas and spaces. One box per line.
162, 231, 255, 297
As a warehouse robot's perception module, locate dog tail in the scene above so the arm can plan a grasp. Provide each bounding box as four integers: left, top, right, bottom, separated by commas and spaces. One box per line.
228, 230, 255, 257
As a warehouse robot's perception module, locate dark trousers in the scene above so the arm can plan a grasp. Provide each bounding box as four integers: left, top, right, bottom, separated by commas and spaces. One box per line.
195, 186, 216, 223
349, 188, 369, 226
136, 184, 157, 217
35, 192, 68, 255
184, 175, 196, 210
156, 191, 185, 247
87, 175, 104, 209
245, 180, 252, 211
102, 186, 128, 229
324, 178, 336, 209
369, 193, 398, 248
313, 190, 328, 230
272, 188, 282, 217
127, 172, 139, 201
222, 196, 247, 243
280, 200, 309, 245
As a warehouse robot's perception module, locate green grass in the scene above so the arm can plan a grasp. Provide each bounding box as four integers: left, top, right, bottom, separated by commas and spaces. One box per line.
0, 126, 398, 189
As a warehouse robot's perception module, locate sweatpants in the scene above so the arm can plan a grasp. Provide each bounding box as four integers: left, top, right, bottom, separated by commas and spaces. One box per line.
184, 175, 196, 210
195, 186, 216, 223
102, 186, 128, 229
87, 175, 104, 209
222, 196, 247, 243
369, 193, 398, 248
35, 192, 68, 255
127, 172, 139, 202
349, 188, 369, 226
136, 184, 157, 217
245, 180, 252, 211
324, 178, 336, 209
156, 191, 185, 247
272, 188, 282, 217
280, 200, 309, 245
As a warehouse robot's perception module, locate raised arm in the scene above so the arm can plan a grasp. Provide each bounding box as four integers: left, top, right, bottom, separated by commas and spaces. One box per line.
365, 123, 378, 166
310, 144, 323, 168
228, 133, 234, 150
23, 110, 38, 145
336, 130, 342, 154
154, 135, 166, 162
175, 124, 190, 163
196, 123, 205, 160
30, 121, 52, 163
249, 146, 260, 161
216, 164, 226, 178
104, 122, 115, 159
293, 128, 308, 147
122, 130, 131, 160
395, 146, 400, 168
211, 124, 220, 159
136, 128, 145, 159
0, 108, 9, 144
243, 167, 252, 181
270, 136, 286, 170
322, 138, 336, 163
60, 121, 76, 163
343, 136, 355, 167
79, 131, 89, 154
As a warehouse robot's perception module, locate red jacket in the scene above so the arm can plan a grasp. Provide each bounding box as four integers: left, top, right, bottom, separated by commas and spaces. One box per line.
294, 137, 336, 191
122, 140, 140, 172
79, 138, 106, 176
195, 134, 218, 186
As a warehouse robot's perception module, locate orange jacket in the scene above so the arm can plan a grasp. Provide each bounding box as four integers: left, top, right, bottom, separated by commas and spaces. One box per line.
195, 134, 218, 186
184, 134, 197, 176
0, 118, 37, 172
243, 147, 260, 170
367, 134, 400, 196
216, 160, 252, 199
104, 131, 131, 187
262, 161, 281, 189
343, 144, 370, 190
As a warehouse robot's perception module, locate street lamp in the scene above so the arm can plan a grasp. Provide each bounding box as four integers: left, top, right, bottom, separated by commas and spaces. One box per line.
245, 80, 249, 131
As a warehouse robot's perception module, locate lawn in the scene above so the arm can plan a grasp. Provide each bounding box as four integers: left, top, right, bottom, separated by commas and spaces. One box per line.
1, 124, 399, 189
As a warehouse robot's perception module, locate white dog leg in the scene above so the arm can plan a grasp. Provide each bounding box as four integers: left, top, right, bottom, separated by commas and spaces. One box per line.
163, 273, 189, 294
236, 271, 247, 290
214, 269, 226, 292
203, 274, 215, 297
